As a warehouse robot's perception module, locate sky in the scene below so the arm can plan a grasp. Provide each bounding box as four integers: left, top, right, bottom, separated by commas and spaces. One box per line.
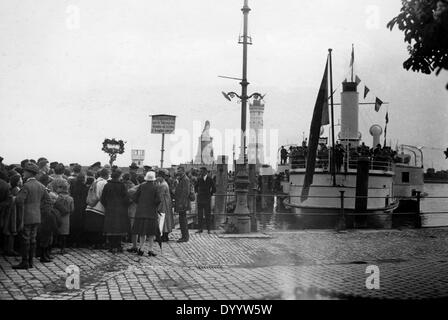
0, 0, 447, 170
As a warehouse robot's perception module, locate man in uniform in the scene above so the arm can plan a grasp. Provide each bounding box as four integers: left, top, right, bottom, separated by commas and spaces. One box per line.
13, 163, 46, 269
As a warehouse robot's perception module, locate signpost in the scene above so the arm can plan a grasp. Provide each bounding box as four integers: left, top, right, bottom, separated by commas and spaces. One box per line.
150, 114, 176, 168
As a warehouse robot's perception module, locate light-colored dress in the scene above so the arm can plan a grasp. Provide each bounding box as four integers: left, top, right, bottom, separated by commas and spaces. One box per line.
157, 180, 174, 233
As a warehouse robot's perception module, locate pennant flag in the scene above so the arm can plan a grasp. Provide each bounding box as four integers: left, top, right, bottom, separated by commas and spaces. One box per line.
301, 58, 329, 202
355, 75, 361, 85
375, 97, 383, 112
364, 86, 370, 99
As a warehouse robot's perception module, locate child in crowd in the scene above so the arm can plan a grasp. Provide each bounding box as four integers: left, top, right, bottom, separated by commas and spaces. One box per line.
54, 182, 74, 254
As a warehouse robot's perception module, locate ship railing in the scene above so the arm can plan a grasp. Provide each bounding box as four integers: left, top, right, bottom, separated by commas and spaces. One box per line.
286, 158, 393, 172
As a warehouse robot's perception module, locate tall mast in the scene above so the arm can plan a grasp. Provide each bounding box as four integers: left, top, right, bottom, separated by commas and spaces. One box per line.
239, 0, 251, 163
351, 44, 354, 82
329, 49, 336, 187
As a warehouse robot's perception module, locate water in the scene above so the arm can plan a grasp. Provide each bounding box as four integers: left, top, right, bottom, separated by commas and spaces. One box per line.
421, 183, 448, 227
253, 183, 448, 230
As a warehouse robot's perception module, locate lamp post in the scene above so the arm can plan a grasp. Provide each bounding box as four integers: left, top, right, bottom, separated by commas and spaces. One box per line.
221, 0, 263, 233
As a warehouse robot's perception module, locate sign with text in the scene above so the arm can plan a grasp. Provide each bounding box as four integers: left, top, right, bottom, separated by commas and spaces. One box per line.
151, 114, 176, 134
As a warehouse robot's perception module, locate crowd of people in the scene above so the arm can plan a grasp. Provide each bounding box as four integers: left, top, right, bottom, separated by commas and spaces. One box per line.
0, 156, 216, 270
280, 140, 400, 172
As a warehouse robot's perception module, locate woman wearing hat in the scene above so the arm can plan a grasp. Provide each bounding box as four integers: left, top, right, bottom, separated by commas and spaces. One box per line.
132, 171, 160, 256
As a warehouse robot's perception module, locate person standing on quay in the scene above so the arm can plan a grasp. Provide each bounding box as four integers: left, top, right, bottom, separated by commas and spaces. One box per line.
132, 171, 160, 256
84, 168, 109, 248
13, 163, 46, 269
174, 166, 191, 243
195, 167, 216, 234
70, 173, 88, 247
101, 169, 129, 254
156, 169, 174, 242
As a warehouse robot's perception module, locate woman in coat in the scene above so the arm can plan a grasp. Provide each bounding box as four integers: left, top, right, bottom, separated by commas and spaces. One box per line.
84, 168, 109, 248
70, 173, 88, 247
100, 169, 129, 253
156, 170, 174, 242
132, 171, 160, 257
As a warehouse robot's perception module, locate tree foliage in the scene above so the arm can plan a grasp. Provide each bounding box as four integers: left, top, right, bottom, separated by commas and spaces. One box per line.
387, 0, 448, 89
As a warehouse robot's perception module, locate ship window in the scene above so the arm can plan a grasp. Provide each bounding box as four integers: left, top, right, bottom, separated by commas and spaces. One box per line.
402, 172, 410, 183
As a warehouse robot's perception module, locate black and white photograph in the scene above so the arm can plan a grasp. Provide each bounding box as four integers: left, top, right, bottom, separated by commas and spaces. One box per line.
0, 0, 448, 308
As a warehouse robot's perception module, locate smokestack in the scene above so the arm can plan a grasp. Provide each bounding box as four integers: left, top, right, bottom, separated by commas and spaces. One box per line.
340, 81, 360, 148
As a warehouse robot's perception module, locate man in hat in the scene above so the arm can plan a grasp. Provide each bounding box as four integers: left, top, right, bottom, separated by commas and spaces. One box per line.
195, 167, 216, 234
129, 163, 140, 185
174, 166, 191, 243
13, 163, 46, 269
36, 158, 50, 180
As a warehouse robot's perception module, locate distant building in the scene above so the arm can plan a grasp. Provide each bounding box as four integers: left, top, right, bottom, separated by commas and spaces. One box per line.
131, 149, 145, 167
248, 98, 265, 169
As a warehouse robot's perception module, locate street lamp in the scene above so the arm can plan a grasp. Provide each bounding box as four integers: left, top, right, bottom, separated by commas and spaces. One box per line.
221, 0, 263, 234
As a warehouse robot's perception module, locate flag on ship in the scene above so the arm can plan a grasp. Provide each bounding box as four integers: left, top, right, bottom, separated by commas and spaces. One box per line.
364, 86, 370, 99
355, 75, 361, 85
375, 97, 383, 112
301, 57, 329, 202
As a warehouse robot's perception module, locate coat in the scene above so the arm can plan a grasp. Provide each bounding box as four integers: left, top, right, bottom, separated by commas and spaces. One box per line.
70, 179, 88, 233
15, 177, 46, 225
174, 175, 191, 212
85, 177, 108, 215
54, 192, 74, 235
101, 179, 130, 235
135, 181, 160, 220
157, 180, 174, 233
195, 175, 216, 203
39, 190, 58, 235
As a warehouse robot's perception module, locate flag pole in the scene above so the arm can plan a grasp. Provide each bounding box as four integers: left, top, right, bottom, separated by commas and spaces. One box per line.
351, 44, 354, 82
329, 48, 336, 187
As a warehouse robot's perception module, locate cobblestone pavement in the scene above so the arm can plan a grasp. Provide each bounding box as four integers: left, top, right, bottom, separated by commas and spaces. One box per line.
1, 228, 448, 300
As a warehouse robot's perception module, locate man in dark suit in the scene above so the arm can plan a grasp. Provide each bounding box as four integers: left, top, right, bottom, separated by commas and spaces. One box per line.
174, 166, 191, 242
13, 163, 46, 269
195, 167, 216, 234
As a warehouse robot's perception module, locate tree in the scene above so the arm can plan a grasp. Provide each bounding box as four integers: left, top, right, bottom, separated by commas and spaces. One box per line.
102, 138, 126, 166
387, 0, 448, 89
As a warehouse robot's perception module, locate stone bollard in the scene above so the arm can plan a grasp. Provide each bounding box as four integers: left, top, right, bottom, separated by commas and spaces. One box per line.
214, 156, 228, 229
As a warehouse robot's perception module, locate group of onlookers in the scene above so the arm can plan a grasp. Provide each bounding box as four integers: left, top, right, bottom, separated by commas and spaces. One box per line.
0, 156, 216, 269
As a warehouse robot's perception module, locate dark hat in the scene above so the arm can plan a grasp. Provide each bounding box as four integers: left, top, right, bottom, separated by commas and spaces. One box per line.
24, 162, 39, 175
158, 169, 169, 177
0, 156, 3, 163
21, 159, 30, 168
14, 167, 24, 176
49, 161, 59, 169
29, 159, 37, 164
91, 161, 101, 168
143, 165, 152, 171
37, 157, 48, 164
129, 162, 139, 170
8, 169, 20, 178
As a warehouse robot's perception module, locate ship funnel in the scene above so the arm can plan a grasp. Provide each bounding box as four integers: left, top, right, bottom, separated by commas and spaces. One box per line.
340, 81, 360, 148
369, 124, 383, 148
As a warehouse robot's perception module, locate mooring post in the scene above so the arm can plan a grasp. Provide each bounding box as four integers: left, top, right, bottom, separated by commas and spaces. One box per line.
338, 190, 346, 231
416, 191, 422, 228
